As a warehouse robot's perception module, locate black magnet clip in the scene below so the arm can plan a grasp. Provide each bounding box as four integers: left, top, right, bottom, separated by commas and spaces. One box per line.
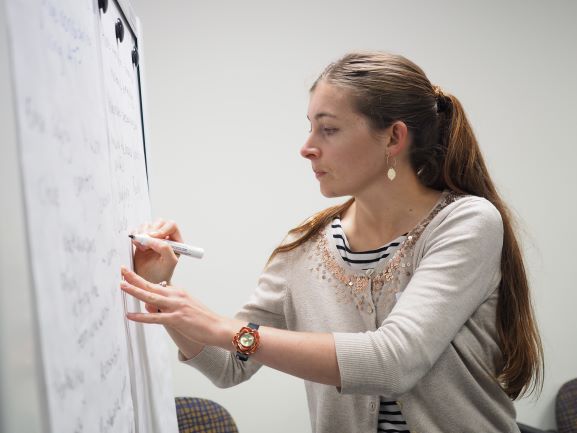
132, 46, 139, 67
115, 19, 124, 43
98, 0, 108, 13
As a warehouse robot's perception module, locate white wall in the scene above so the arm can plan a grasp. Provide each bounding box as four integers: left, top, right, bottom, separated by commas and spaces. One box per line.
131, 0, 577, 431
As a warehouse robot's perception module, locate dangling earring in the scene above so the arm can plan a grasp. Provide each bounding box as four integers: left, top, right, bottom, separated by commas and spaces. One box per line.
386, 153, 397, 181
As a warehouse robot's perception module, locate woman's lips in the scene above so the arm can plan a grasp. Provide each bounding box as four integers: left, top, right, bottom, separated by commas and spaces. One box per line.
314, 171, 326, 179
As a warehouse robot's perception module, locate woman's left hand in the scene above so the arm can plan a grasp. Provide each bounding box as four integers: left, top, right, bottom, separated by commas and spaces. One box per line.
121, 267, 342, 386
120, 266, 228, 347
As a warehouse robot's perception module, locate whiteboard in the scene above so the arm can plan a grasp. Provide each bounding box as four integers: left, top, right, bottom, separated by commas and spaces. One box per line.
2, 0, 178, 432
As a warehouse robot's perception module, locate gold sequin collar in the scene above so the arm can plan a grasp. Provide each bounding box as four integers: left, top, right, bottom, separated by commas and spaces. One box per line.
307, 190, 464, 313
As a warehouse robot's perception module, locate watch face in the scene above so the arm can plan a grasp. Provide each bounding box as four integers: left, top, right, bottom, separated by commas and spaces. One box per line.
239, 332, 255, 348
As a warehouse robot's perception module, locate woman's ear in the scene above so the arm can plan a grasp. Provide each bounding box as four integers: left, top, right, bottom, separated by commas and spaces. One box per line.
386, 121, 409, 157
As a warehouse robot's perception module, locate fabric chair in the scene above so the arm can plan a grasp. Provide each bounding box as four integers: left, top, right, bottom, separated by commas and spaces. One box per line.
175, 397, 239, 433
517, 376, 577, 433
517, 421, 555, 433
557, 378, 577, 433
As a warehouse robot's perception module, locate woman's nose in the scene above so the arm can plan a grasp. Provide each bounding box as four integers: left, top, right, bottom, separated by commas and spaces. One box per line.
300, 136, 320, 160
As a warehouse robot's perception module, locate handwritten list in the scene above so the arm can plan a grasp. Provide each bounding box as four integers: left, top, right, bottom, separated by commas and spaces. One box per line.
98, 4, 152, 433
5, 0, 177, 432
97, 6, 178, 433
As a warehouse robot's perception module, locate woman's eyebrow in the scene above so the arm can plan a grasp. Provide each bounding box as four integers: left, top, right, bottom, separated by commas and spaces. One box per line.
307, 112, 338, 120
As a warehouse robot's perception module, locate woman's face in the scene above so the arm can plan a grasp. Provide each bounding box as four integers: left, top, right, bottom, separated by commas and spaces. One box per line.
301, 81, 390, 198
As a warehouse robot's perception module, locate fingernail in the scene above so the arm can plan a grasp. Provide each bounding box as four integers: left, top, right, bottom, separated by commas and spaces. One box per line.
120, 281, 128, 288
149, 231, 159, 236
120, 265, 129, 274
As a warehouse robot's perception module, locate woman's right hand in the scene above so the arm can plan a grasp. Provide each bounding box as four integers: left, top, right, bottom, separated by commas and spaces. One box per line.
130, 219, 183, 284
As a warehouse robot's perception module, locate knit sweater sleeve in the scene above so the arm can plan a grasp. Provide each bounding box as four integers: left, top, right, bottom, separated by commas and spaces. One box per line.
179, 246, 289, 388
333, 197, 504, 397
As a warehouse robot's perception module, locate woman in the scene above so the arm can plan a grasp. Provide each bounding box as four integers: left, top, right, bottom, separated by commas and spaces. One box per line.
120, 52, 543, 433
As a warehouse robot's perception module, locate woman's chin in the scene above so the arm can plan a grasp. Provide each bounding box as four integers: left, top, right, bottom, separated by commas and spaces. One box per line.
319, 185, 346, 199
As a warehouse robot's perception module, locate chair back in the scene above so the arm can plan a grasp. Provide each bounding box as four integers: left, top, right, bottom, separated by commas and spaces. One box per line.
557, 378, 577, 433
175, 397, 239, 433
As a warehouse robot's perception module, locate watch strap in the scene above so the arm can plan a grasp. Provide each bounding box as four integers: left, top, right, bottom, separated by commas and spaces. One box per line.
236, 352, 250, 361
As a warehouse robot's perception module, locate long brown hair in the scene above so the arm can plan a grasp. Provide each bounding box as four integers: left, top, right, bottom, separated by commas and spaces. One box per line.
271, 52, 543, 399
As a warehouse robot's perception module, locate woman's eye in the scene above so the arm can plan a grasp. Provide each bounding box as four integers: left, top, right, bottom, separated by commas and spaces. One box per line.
323, 128, 338, 135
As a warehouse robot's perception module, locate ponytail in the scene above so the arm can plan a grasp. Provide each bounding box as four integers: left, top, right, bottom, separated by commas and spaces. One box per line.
435, 90, 544, 398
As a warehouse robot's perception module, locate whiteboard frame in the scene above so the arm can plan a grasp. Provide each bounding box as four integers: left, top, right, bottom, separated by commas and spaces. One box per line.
114, 0, 151, 186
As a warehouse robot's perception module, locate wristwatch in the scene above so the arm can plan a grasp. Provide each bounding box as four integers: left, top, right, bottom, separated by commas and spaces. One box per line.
232, 322, 260, 361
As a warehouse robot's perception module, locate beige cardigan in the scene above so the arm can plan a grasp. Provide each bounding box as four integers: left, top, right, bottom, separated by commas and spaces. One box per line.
181, 190, 520, 433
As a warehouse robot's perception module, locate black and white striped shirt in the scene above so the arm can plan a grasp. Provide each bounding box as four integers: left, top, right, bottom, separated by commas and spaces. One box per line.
331, 218, 410, 433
